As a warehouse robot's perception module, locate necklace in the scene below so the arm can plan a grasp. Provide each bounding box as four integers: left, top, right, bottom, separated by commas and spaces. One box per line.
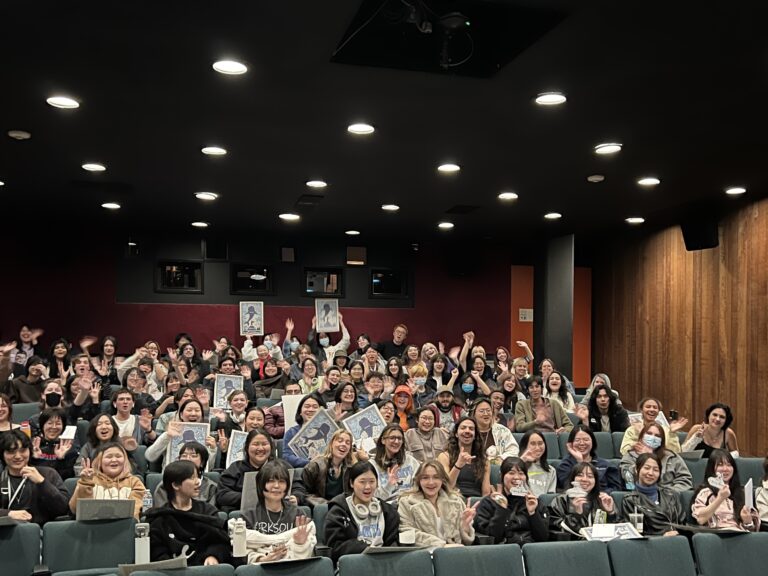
265, 506, 283, 525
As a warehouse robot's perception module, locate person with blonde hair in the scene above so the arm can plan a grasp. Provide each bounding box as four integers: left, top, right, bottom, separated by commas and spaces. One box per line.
398, 459, 477, 548
302, 429, 360, 506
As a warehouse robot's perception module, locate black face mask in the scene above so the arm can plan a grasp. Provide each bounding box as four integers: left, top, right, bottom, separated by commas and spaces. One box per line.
45, 393, 62, 407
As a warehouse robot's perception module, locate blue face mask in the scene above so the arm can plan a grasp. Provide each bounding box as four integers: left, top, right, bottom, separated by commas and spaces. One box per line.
289, 341, 300, 352
319, 338, 330, 347
642, 434, 662, 450
461, 383, 474, 394
264, 340, 273, 350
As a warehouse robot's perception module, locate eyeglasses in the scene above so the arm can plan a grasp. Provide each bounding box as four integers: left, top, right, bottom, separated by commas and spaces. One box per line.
474, 409, 492, 415
383, 436, 403, 443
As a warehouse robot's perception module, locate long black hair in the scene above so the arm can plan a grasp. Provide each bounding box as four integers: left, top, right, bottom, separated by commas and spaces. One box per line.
694, 448, 745, 516
446, 416, 486, 481
519, 430, 551, 472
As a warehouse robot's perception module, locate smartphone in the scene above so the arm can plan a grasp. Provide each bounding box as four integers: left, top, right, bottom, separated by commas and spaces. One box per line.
669, 409, 679, 421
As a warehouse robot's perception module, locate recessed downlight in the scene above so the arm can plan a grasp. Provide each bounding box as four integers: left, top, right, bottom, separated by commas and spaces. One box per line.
0, 181, 4, 186
306, 180, 327, 189
212, 60, 247, 75
347, 123, 375, 135
587, 174, 605, 183
594, 143, 622, 155
437, 163, 461, 173
46, 96, 79, 109
725, 186, 746, 195
201, 146, 227, 156
101, 202, 120, 210
345, 230, 360, 236
381, 204, 400, 212
279, 213, 300, 221
544, 212, 562, 220
195, 192, 219, 201
535, 92, 567, 105
191, 221, 209, 228
498, 191, 519, 200
82, 163, 106, 172
127, 241, 137, 246
625, 217, 645, 224
637, 177, 661, 186
438, 222, 454, 229
8, 130, 31, 140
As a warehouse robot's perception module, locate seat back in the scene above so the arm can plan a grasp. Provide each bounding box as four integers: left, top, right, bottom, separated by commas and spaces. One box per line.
77, 419, 91, 446
11, 402, 40, 424
735, 458, 764, 488
133, 567, 234, 576
433, 544, 524, 576
524, 540, 612, 576
43, 519, 135, 572
145, 472, 163, 495
132, 445, 149, 476
593, 432, 615, 460
610, 490, 630, 512
612, 432, 625, 458
608, 536, 695, 576
64, 477, 79, 498
338, 549, 433, 576
0, 522, 41, 576
313, 503, 328, 544
677, 490, 695, 523
684, 459, 707, 486
235, 556, 333, 576
256, 398, 280, 408
693, 532, 768, 576
542, 432, 561, 459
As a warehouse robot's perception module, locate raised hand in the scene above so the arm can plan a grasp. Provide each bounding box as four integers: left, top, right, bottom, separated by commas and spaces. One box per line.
54, 439, 73, 459
213, 339, 226, 353
29, 329, 44, 344
456, 449, 475, 469
285, 318, 294, 331
31, 436, 43, 458
20, 465, 45, 484
387, 464, 400, 486
311, 316, 317, 329
525, 492, 539, 515
201, 349, 214, 362
240, 363, 252, 380
598, 492, 614, 512
461, 501, 479, 527
79, 336, 98, 350
566, 442, 584, 462
205, 435, 217, 450
139, 409, 153, 432
166, 348, 179, 363
217, 429, 229, 451
515, 341, 529, 349
498, 360, 508, 372
669, 417, 689, 432
293, 515, 310, 545
438, 341, 445, 354
0, 341, 18, 355
167, 420, 183, 438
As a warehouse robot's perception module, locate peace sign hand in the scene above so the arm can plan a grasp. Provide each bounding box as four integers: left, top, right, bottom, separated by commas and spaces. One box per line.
461, 501, 479, 529
80, 457, 94, 479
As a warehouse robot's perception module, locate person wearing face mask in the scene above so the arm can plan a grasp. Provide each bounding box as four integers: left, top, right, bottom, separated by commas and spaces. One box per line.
620, 423, 692, 492
29, 380, 77, 436
306, 313, 350, 367
620, 397, 684, 456
620, 453, 684, 536
408, 364, 435, 409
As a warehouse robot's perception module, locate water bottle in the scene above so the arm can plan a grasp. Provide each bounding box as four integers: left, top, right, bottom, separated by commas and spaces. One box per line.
142, 489, 153, 511
231, 518, 247, 557
623, 469, 635, 490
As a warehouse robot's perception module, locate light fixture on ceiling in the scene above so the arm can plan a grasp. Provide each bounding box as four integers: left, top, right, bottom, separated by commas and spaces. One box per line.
587, 174, 605, 183
127, 240, 137, 246
438, 222, 454, 229
544, 212, 562, 220
625, 217, 645, 224
101, 202, 120, 210
347, 123, 375, 135
191, 221, 210, 228
498, 191, 518, 200
345, 230, 360, 236
306, 180, 327, 189
195, 192, 219, 201
0, 181, 4, 186
250, 273, 268, 281
437, 163, 461, 173
46, 96, 80, 109
594, 143, 622, 155
725, 186, 746, 195
7, 130, 31, 140
381, 204, 400, 212
637, 177, 661, 186
535, 92, 567, 105
279, 213, 301, 221
201, 146, 227, 156
82, 163, 106, 172
212, 60, 247, 75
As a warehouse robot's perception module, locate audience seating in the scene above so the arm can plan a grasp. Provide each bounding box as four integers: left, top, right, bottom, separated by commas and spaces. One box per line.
338, 548, 433, 576
275, 439, 283, 458
607, 536, 695, 576
736, 457, 763, 487
64, 477, 79, 498
234, 557, 333, 576
133, 445, 150, 476
611, 432, 625, 458
433, 544, 524, 576
132, 567, 234, 576
146, 472, 163, 495
684, 458, 707, 486
0, 522, 42, 576
256, 398, 280, 408
610, 490, 630, 511
524, 540, 612, 576
77, 419, 91, 446
678, 490, 695, 523
43, 518, 135, 574
312, 503, 328, 544
11, 402, 40, 424
692, 532, 768, 576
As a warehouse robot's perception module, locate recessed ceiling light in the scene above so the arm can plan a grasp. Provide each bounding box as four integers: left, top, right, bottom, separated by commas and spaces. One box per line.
191, 221, 209, 228
535, 92, 567, 105
0, 181, 4, 186
7, 130, 31, 140
306, 180, 327, 189
195, 192, 219, 201
127, 241, 137, 246
347, 123, 375, 135
438, 222, 454, 229
201, 146, 227, 156
498, 191, 519, 200
544, 212, 562, 220
82, 163, 106, 172
637, 177, 661, 186
594, 143, 622, 155
46, 96, 79, 109
725, 186, 746, 195
587, 174, 605, 183
279, 213, 300, 221
212, 60, 247, 75
101, 202, 120, 210
437, 163, 461, 173
345, 230, 360, 236
381, 204, 400, 212
626, 217, 645, 224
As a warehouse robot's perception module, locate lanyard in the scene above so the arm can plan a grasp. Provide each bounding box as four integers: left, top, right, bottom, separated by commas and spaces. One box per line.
8, 477, 27, 508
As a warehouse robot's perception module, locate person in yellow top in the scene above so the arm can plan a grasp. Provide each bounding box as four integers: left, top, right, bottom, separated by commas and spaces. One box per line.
619, 397, 684, 455
69, 442, 146, 519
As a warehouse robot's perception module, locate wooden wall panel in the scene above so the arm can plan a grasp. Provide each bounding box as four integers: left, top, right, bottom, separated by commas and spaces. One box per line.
594, 200, 768, 457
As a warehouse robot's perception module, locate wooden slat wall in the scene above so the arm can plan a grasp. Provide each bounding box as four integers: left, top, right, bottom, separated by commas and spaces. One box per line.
593, 200, 768, 457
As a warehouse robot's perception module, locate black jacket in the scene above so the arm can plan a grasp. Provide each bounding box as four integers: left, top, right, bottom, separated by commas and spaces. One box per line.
474, 494, 550, 545
0, 466, 69, 525
620, 489, 684, 535
324, 493, 399, 565
548, 493, 618, 538
586, 406, 630, 434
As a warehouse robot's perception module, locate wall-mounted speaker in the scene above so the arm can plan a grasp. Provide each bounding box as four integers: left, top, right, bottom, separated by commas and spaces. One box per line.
680, 216, 719, 251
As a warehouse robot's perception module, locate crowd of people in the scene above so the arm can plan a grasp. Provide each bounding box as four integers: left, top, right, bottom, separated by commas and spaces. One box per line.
0, 320, 766, 567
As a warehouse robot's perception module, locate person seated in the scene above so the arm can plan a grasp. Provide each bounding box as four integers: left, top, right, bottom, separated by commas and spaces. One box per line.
282, 393, 326, 468
330, 382, 359, 422
691, 448, 760, 531
398, 459, 476, 548
152, 441, 218, 507
405, 407, 450, 464
0, 393, 20, 434
324, 461, 400, 564
437, 417, 492, 499
217, 428, 277, 511
580, 373, 621, 406
4, 356, 48, 404
471, 397, 519, 462
620, 453, 684, 536
549, 462, 618, 538
69, 442, 145, 519
246, 358, 289, 400
146, 460, 231, 566
110, 388, 158, 452
573, 383, 629, 433
619, 397, 684, 455
145, 398, 216, 470
428, 384, 464, 431
539, 358, 576, 396
682, 403, 739, 458
408, 364, 434, 410
297, 358, 324, 395
489, 389, 514, 430
30, 407, 79, 480
557, 425, 622, 493
514, 377, 573, 435
240, 460, 316, 564
302, 429, 359, 507
474, 456, 550, 544
620, 423, 692, 492
543, 371, 576, 412
263, 381, 303, 439
370, 424, 421, 503
392, 385, 417, 431
0, 429, 69, 524
518, 431, 557, 496
377, 399, 397, 425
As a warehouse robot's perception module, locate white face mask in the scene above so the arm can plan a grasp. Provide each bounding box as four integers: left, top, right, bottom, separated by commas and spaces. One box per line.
642, 434, 662, 450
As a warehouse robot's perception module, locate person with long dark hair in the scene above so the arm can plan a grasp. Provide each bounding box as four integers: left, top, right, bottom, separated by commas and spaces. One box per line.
574, 383, 629, 433
549, 461, 617, 538
620, 453, 684, 536
557, 425, 622, 493
282, 393, 326, 468
437, 416, 491, 498
620, 422, 692, 492
682, 403, 739, 458
518, 430, 556, 496
217, 428, 277, 512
